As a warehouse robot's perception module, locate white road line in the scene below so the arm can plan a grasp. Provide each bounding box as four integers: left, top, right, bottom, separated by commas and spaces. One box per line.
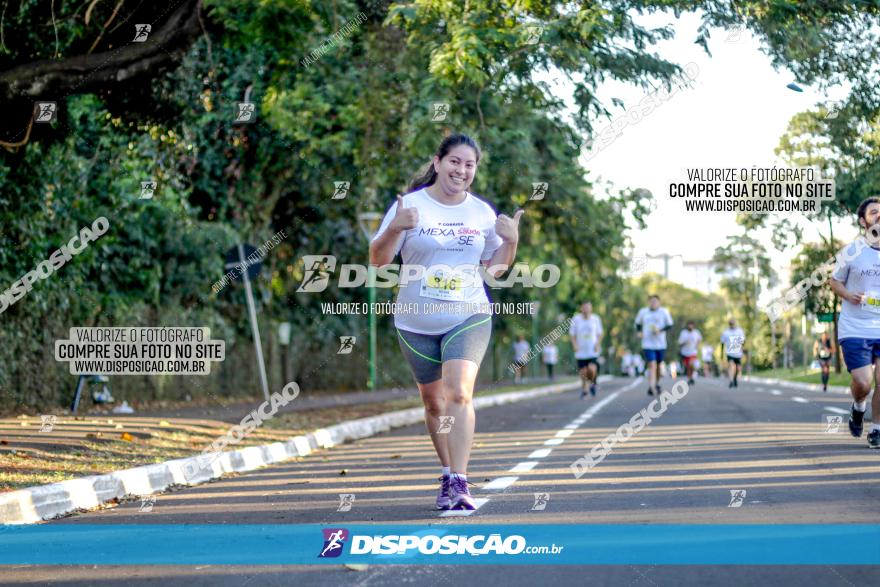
771, 389, 783, 396
482, 476, 518, 491
792, 396, 809, 403
456, 377, 641, 517
824, 406, 850, 414
439, 498, 490, 517
527, 448, 553, 459
563, 424, 579, 429
510, 461, 538, 473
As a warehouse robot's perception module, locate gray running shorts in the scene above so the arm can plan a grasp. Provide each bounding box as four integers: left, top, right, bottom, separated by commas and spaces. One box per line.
396, 314, 492, 384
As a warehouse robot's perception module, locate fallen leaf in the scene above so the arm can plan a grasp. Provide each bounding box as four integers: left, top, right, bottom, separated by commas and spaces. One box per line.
159, 420, 171, 427
344, 564, 369, 571
0, 440, 7, 445
339, 469, 348, 476
389, 454, 401, 459
115, 424, 124, 429
120, 432, 135, 442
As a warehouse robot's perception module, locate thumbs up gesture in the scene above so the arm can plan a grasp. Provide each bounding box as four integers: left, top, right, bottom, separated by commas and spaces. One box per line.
495, 209, 524, 243
390, 194, 419, 233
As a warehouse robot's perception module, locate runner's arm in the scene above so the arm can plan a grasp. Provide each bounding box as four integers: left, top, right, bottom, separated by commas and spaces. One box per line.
370, 227, 404, 267
829, 278, 864, 305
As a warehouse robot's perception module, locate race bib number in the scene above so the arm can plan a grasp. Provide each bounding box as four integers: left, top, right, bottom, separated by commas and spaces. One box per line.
865, 291, 880, 313
420, 268, 465, 301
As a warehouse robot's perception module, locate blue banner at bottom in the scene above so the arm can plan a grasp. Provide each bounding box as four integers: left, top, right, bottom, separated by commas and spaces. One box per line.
1, 524, 878, 565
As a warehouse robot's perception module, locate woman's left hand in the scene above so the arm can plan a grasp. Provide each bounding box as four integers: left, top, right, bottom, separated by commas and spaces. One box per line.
496, 209, 524, 243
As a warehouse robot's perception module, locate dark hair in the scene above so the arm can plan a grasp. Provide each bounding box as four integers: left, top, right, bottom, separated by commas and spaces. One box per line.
649, 294, 659, 300
857, 197, 880, 223
407, 133, 481, 193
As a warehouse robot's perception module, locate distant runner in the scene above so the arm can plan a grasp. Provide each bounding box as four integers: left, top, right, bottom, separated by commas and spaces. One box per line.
701, 342, 715, 378
829, 196, 880, 448
570, 302, 603, 398
721, 319, 746, 388
678, 320, 702, 385
814, 331, 835, 392
634, 294, 674, 396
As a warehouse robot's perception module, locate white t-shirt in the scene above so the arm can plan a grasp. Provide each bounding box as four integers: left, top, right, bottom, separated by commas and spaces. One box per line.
371, 189, 503, 334
621, 352, 633, 367
634, 307, 673, 349
569, 313, 603, 358
721, 328, 746, 358
701, 344, 714, 362
514, 340, 530, 361
542, 344, 558, 364
831, 239, 880, 339
677, 328, 702, 357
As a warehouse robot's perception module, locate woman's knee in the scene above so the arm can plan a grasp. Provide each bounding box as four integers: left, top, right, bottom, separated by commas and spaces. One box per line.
443, 381, 473, 405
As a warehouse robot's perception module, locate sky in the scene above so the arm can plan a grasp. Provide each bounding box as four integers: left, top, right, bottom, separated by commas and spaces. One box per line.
547, 10, 857, 297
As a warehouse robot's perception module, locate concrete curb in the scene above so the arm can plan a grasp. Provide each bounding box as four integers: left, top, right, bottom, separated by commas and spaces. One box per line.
0, 378, 600, 525
743, 375, 848, 395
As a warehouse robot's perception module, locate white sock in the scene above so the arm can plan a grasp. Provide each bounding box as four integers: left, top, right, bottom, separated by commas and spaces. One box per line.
441, 466, 451, 477
854, 401, 867, 412
452, 472, 467, 481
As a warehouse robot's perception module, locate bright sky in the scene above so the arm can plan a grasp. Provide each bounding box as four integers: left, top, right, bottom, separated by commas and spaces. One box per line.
553, 10, 857, 294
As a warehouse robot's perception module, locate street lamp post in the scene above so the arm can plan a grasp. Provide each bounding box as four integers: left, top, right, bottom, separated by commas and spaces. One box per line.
357, 210, 384, 391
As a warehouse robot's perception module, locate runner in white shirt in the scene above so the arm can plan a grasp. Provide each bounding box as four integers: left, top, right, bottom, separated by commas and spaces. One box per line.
513, 335, 530, 384
370, 134, 525, 509
830, 196, 880, 448
569, 302, 603, 398
720, 319, 746, 388
677, 321, 702, 385
542, 343, 559, 380
621, 349, 635, 377
634, 295, 674, 395
701, 343, 715, 378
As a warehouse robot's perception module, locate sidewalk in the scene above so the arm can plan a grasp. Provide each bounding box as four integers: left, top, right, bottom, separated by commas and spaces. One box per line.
0, 376, 589, 523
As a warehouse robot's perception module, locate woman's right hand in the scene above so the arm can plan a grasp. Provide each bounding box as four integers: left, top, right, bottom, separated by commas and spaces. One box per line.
390, 194, 419, 233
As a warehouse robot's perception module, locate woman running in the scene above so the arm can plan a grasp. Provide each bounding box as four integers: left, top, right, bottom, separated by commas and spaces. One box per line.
814, 331, 835, 392
369, 133, 524, 510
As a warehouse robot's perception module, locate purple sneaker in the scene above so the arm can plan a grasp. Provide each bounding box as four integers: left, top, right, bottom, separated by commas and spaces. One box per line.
449, 475, 476, 510
436, 475, 451, 510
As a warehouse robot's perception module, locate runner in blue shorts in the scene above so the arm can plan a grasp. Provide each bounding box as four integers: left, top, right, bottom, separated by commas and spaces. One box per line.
370, 133, 525, 509
634, 295, 674, 396
830, 196, 880, 448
